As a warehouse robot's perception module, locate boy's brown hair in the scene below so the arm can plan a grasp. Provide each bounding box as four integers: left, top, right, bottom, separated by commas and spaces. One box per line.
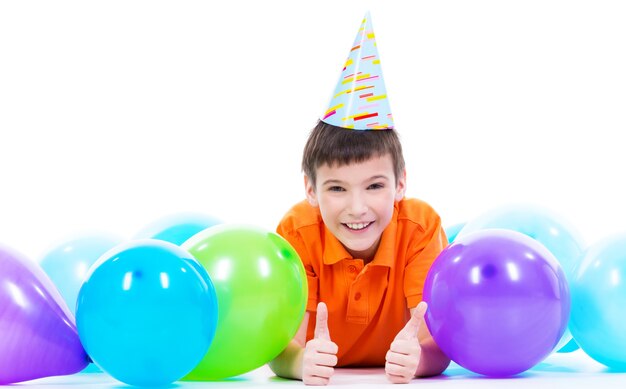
302, 120, 405, 187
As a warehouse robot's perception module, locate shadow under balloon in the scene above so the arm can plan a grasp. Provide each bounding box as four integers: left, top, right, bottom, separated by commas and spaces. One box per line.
530, 361, 584, 374
521, 362, 626, 376
268, 375, 297, 383
201, 376, 250, 382
111, 384, 180, 389
438, 366, 532, 380
441, 357, 626, 379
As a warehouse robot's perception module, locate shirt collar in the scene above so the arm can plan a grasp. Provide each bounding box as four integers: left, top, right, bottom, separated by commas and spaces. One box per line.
322, 202, 398, 267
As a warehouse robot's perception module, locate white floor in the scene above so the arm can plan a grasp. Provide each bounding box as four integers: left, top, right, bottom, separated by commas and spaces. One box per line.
18, 350, 626, 388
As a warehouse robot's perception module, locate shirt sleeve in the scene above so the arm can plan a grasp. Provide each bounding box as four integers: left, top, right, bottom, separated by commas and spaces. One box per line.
276, 222, 319, 312
404, 213, 448, 308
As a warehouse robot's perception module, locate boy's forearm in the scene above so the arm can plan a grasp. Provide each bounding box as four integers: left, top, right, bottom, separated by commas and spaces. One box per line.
415, 337, 450, 377
268, 340, 305, 380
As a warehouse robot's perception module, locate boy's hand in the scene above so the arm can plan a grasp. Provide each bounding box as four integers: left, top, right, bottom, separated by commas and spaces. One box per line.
302, 302, 338, 386
385, 301, 427, 384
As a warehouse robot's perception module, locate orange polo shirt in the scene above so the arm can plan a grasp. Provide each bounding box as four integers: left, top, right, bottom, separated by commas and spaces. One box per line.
276, 198, 447, 367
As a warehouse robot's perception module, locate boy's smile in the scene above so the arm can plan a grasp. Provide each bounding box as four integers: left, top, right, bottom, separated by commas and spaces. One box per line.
344, 222, 373, 231
305, 154, 406, 262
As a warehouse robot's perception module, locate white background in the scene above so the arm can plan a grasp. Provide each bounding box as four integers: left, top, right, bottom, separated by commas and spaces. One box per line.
1, 0, 625, 261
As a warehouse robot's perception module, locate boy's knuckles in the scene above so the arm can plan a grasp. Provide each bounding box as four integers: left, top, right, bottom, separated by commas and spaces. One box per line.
390, 339, 410, 353
391, 340, 420, 356
314, 365, 334, 378
304, 350, 337, 368
387, 373, 412, 384
308, 339, 338, 355
386, 356, 417, 374
385, 351, 401, 365
320, 354, 338, 367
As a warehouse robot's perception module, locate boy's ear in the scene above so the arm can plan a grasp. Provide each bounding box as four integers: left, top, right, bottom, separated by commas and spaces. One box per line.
304, 175, 319, 207
395, 169, 407, 201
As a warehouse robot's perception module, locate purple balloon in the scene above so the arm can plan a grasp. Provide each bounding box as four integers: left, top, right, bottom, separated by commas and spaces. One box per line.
424, 229, 569, 377
0, 245, 89, 384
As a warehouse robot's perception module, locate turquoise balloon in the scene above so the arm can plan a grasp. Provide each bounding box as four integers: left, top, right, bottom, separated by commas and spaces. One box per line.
135, 212, 221, 245
444, 222, 465, 244
457, 204, 585, 352
39, 234, 123, 373
76, 240, 218, 386
570, 234, 626, 369
458, 204, 584, 279
558, 338, 580, 353
40, 234, 124, 315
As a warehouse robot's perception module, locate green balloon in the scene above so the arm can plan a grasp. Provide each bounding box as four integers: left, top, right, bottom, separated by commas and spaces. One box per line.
181, 224, 307, 380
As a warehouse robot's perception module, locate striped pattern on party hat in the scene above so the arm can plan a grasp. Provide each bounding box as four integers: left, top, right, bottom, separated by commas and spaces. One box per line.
321, 12, 393, 130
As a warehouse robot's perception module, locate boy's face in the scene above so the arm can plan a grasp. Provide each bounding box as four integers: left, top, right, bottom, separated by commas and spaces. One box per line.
304, 154, 406, 261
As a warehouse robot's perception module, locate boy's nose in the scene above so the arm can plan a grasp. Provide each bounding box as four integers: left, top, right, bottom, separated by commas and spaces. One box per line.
348, 192, 368, 216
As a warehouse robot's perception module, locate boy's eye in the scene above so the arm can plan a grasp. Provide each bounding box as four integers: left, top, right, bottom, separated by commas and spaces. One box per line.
328, 186, 345, 192
367, 183, 384, 190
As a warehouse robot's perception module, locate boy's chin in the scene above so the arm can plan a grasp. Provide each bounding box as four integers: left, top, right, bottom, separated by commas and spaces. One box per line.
341, 240, 378, 258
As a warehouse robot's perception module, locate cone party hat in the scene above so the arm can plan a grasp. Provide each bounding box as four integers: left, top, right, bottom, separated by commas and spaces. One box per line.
321, 12, 394, 130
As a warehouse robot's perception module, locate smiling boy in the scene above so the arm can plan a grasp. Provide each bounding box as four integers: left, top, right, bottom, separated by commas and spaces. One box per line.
268, 12, 450, 385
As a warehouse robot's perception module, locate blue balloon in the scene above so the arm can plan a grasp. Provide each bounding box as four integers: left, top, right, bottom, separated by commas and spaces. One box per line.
76, 240, 218, 386
557, 338, 579, 353
40, 234, 124, 315
570, 234, 626, 369
39, 234, 123, 373
444, 222, 465, 244
457, 203, 585, 352
135, 213, 221, 245
458, 204, 584, 279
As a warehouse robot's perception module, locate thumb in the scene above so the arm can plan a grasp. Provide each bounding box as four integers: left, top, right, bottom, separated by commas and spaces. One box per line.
314, 302, 331, 341
397, 301, 427, 340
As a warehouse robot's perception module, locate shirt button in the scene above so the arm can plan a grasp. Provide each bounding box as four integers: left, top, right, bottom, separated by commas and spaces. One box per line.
354, 292, 362, 301
348, 265, 357, 273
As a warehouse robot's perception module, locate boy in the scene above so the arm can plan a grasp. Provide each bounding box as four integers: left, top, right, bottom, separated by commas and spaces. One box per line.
269, 13, 450, 385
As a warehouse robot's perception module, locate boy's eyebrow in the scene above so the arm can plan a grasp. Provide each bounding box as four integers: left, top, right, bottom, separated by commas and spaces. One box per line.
321, 179, 344, 186
321, 175, 390, 186
368, 175, 391, 181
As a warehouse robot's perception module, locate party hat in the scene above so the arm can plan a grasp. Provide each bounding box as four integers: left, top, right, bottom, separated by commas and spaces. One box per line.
321, 12, 394, 130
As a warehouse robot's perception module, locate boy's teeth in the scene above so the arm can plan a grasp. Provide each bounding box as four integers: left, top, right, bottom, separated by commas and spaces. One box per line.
346, 222, 369, 230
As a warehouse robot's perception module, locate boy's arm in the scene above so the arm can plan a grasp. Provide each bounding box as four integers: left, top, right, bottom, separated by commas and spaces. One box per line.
385, 302, 450, 383
414, 304, 450, 377
268, 312, 309, 379
269, 303, 339, 385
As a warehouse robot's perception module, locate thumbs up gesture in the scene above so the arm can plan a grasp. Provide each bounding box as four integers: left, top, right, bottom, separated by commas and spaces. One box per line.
385, 301, 427, 384
302, 302, 338, 386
